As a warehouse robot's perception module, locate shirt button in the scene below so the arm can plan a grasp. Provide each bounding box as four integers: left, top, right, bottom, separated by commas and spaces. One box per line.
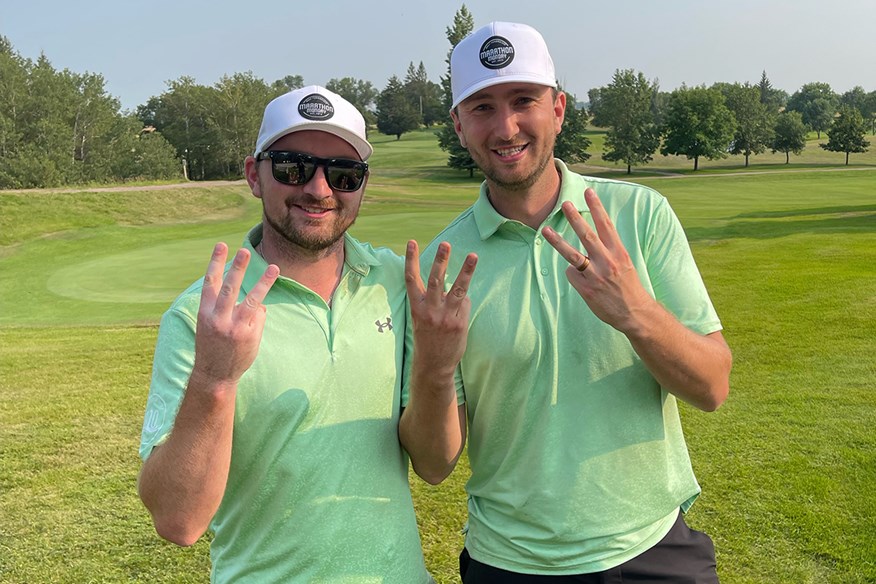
540, 268, 549, 276
535, 237, 542, 245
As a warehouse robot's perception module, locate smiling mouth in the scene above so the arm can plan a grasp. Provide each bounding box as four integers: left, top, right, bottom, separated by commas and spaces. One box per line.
295, 204, 334, 216
494, 144, 527, 157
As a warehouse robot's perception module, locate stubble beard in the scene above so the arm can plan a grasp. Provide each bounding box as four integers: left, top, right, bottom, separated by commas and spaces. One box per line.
474, 134, 557, 193
258, 176, 359, 254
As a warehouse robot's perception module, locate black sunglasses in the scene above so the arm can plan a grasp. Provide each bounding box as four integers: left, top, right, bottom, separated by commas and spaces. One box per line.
256, 151, 368, 192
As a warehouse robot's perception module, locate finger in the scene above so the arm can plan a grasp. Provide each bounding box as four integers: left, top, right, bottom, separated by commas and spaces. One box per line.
404, 240, 427, 299
446, 253, 478, 307
200, 243, 228, 311
584, 188, 622, 251
541, 226, 590, 271
235, 264, 279, 323
213, 248, 250, 316
560, 200, 606, 259
425, 242, 451, 307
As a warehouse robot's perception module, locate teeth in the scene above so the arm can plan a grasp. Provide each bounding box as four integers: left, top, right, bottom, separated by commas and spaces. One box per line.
496, 145, 525, 156
302, 206, 330, 213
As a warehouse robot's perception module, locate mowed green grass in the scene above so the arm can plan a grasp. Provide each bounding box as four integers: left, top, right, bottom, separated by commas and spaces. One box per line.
1, 128, 874, 583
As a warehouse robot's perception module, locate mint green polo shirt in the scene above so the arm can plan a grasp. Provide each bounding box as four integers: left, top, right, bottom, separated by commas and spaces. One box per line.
140, 225, 432, 584
418, 160, 722, 574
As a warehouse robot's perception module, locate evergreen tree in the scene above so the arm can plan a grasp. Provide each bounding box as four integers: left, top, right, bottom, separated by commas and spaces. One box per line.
437, 5, 476, 175
404, 62, 442, 126
377, 76, 419, 140
554, 90, 592, 164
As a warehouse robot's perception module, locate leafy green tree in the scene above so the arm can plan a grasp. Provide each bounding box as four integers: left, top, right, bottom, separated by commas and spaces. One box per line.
596, 69, 660, 173
0, 38, 180, 187
554, 88, 592, 164
661, 86, 736, 171
213, 72, 276, 176
437, 5, 476, 175
840, 86, 867, 114
771, 111, 807, 164
863, 91, 876, 135
0, 36, 29, 160
326, 77, 378, 127
138, 77, 223, 180
820, 105, 870, 165
404, 62, 443, 126
271, 75, 304, 93
720, 82, 775, 167
377, 76, 419, 140
787, 82, 838, 139
587, 87, 606, 127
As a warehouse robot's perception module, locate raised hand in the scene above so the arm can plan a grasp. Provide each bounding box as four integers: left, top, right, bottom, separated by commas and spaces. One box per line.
541, 188, 655, 333
191, 243, 279, 389
405, 240, 477, 375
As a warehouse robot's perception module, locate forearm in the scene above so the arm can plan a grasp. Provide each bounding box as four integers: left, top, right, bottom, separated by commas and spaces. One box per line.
399, 366, 465, 485
138, 376, 237, 546
624, 301, 732, 411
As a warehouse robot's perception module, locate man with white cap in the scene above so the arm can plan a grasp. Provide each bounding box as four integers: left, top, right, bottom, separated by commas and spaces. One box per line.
399, 22, 732, 582
137, 86, 446, 583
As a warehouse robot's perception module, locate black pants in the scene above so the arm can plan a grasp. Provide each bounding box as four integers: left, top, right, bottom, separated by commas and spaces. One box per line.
459, 512, 718, 583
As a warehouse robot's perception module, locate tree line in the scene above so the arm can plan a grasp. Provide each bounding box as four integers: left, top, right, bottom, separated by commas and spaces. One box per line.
2, 7, 874, 189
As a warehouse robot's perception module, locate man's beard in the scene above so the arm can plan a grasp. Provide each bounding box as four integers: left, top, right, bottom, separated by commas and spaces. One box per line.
262, 206, 355, 252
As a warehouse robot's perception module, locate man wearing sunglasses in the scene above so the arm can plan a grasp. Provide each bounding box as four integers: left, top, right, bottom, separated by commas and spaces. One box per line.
137, 86, 450, 583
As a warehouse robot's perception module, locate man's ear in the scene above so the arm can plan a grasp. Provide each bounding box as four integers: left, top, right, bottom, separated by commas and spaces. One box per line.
244, 156, 262, 199
451, 109, 468, 149
554, 91, 567, 135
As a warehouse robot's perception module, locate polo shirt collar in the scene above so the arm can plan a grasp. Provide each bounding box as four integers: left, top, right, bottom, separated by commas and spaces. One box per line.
472, 159, 587, 239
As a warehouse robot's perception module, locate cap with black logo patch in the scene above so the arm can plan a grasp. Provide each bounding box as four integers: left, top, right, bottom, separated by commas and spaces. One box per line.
254, 85, 372, 160
451, 21, 557, 110
298, 94, 335, 121
479, 36, 515, 69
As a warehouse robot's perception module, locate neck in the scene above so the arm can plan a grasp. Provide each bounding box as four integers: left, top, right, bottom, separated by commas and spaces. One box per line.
258, 230, 345, 304
486, 162, 562, 230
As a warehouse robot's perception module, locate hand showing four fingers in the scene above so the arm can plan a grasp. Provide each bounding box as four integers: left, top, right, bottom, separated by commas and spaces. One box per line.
191, 243, 280, 390
405, 240, 478, 376
541, 188, 655, 333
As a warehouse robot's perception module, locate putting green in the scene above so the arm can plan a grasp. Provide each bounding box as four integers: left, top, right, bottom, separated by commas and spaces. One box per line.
47, 231, 248, 304
44, 210, 459, 305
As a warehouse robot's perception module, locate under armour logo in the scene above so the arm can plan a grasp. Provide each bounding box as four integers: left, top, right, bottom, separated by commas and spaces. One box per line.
375, 317, 393, 333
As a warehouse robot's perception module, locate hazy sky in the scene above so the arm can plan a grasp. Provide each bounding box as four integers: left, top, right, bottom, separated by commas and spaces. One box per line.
2, 0, 874, 111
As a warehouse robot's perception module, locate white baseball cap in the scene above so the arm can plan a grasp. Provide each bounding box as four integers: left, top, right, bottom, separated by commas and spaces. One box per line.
450, 21, 557, 110
254, 85, 373, 161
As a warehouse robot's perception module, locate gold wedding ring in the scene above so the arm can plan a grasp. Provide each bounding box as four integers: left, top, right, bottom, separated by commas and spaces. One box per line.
576, 256, 591, 272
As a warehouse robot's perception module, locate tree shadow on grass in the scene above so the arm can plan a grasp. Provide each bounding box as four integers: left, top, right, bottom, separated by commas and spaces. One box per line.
686, 204, 876, 242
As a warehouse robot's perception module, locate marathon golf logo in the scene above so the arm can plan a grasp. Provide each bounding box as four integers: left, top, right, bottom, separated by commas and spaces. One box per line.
479, 35, 515, 69
298, 94, 335, 121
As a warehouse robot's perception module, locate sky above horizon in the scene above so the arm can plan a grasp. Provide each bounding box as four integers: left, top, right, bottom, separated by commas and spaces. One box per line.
2, 0, 874, 112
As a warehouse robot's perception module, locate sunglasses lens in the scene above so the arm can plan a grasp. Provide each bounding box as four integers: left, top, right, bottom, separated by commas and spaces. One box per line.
326, 165, 365, 192
265, 152, 365, 191
271, 158, 315, 186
